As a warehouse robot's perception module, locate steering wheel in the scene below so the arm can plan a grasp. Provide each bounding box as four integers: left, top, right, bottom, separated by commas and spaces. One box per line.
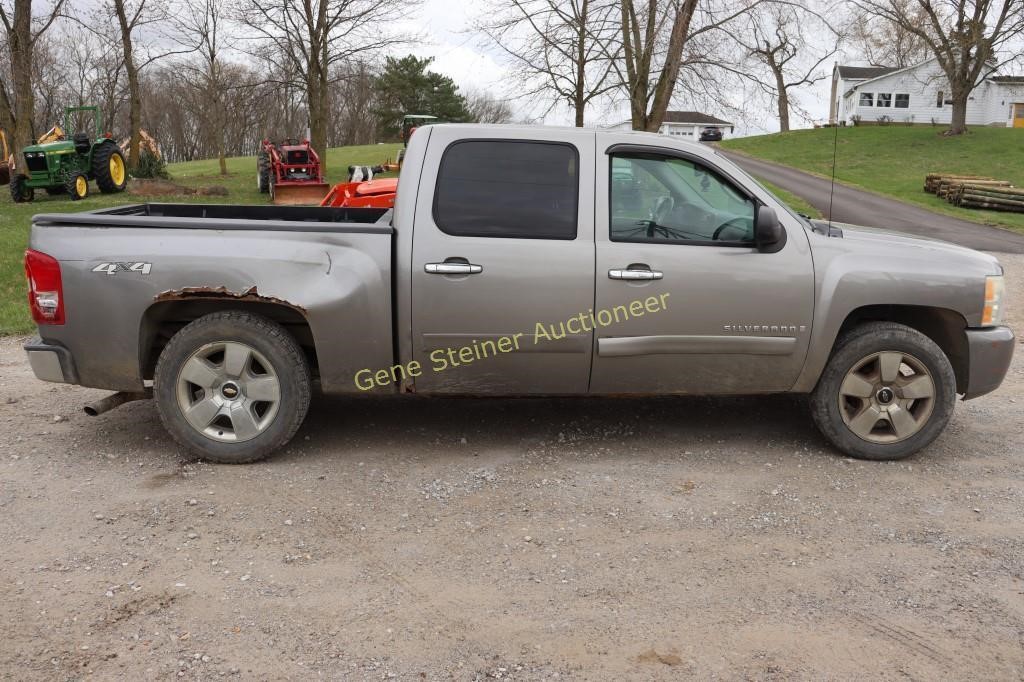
711, 218, 750, 241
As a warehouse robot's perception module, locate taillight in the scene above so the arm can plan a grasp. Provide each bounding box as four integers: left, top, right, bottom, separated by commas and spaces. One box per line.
24, 249, 65, 325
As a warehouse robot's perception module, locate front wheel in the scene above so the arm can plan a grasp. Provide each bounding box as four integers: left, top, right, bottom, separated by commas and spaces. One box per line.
810, 322, 956, 460
154, 311, 311, 463
10, 173, 33, 202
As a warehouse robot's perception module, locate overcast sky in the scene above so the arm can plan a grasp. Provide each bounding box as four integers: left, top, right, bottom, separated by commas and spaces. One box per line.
395, 0, 839, 137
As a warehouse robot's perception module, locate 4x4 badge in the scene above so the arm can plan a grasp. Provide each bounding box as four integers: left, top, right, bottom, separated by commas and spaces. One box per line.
92, 262, 152, 275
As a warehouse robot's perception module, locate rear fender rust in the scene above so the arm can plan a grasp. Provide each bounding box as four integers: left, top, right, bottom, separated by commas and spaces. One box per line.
152, 286, 307, 315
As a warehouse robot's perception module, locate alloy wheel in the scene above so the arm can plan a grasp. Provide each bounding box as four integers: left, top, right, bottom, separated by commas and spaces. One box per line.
838, 351, 936, 444
175, 341, 281, 443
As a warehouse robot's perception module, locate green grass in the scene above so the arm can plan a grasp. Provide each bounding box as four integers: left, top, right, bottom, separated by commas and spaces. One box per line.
759, 180, 821, 219
721, 126, 1024, 233
0, 143, 402, 334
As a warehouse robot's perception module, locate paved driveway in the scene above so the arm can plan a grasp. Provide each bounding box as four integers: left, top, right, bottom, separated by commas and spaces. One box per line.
720, 150, 1024, 254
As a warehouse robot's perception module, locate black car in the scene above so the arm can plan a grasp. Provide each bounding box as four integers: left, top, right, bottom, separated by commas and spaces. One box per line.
699, 126, 724, 142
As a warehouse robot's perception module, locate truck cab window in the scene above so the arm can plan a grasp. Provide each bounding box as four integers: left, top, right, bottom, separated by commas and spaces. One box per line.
434, 140, 579, 239
609, 154, 755, 244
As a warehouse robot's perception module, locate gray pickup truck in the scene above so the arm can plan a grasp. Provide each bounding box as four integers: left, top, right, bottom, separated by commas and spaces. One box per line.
23, 124, 1014, 463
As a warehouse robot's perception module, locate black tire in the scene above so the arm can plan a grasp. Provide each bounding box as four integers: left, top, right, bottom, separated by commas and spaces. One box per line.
92, 141, 128, 193
65, 172, 89, 201
810, 322, 956, 461
257, 152, 270, 193
154, 311, 311, 464
10, 173, 33, 203
45, 186, 66, 196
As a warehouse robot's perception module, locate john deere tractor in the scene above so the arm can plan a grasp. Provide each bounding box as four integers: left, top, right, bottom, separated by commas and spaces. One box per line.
9, 106, 128, 203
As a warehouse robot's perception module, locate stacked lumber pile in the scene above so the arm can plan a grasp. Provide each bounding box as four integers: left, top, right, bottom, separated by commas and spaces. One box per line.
924, 173, 994, 194
924, 173, 1023, 212
948, 184, 1024, 212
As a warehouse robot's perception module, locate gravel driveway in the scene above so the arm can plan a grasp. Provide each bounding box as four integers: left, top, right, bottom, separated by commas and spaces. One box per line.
1, 256, 1021, 680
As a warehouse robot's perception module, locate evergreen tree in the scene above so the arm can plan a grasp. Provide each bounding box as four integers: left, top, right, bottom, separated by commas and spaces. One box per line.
374, 55, 473, 140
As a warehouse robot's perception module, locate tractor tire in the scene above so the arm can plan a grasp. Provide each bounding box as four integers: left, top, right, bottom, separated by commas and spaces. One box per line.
10, 174, 33, 203
45, 186, 66, 196
92, 142, 128, 194
257, 152, 270, 193
66, 172, 89, 201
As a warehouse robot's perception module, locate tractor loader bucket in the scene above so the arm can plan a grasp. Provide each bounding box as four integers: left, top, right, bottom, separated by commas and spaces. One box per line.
271, 182, 330, 206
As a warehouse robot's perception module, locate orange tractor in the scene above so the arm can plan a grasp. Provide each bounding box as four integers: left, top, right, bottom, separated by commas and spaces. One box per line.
319, 114, 436, 209
257, 138, 329, 205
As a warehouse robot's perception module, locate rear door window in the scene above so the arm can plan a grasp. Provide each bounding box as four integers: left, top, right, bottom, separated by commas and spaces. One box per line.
434, 140, 579, 239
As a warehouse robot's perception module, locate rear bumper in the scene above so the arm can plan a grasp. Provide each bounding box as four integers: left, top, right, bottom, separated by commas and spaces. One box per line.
963, 326, 1015, 399
24, 336, 78, 384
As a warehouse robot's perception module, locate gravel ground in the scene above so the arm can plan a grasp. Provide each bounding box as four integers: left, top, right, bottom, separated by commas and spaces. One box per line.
1, 254, 1022, 681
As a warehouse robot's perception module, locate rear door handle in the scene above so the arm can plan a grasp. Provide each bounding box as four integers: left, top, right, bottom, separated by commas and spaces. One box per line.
609, 267, 663, 281
425, 262, 483, 275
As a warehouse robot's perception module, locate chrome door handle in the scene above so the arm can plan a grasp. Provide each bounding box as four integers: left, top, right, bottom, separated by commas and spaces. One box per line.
425, 262, 483, 275
609, 268, 663, 280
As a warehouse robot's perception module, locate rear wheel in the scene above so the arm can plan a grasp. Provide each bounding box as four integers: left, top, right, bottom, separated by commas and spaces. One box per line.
10, 173, 33, 202
810, 322, 956, 460
257, 152, 270, 193
66, 172, 89, 201
92, 142, 128, 193
154, 311, 311, 463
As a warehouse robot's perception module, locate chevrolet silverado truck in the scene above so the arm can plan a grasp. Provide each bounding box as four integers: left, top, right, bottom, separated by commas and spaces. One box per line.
23, 124, 1014, 463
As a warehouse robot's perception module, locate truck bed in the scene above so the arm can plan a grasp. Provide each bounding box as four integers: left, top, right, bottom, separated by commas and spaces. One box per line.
32, 203, 393, 233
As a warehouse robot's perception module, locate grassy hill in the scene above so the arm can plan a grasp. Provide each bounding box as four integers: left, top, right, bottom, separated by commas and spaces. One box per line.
721, 126, 1024, 233
0, 143, 402, 334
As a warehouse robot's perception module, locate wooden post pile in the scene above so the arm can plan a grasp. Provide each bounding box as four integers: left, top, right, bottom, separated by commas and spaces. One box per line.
948, 184, 1024, 212
924, 173, 994, 194
924, 173, 1022, 212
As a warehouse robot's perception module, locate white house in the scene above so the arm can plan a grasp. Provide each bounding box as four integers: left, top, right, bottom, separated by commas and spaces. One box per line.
829, 59, 1024, 128
607, 111, 735, 138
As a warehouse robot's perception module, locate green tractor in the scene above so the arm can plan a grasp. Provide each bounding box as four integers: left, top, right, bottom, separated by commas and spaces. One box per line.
9, 106, 128, 203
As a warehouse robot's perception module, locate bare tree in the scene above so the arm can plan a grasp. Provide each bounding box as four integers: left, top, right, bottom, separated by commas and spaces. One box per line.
328, 60, 379, 146
844, 0, 931, 67
617, 0, 770, 132
853, 0, 1024, 134
238, 0, 412, 170
464, 88, 516, 123
0, 0, 65, 167
175, 0, 230, 173
477, 0, 620, 126
738, 3, 839, 132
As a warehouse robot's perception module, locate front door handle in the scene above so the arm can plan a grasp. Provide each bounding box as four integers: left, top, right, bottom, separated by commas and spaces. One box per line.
609, 266, 663, 281
425, 262, 483, 275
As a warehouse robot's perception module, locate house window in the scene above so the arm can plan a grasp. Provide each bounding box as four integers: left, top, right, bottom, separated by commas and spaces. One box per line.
859, 92, 874, 107
936, 90, 943, 108
877, 93, 892, 107
895, 94, 910, 108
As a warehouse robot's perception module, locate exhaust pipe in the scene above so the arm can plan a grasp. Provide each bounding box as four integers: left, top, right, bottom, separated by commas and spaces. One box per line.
83, 391, 150, 417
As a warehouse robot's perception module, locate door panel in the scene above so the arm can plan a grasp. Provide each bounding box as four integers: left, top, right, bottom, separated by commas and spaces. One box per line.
590, 148, 815, 395
410, 128, 596, 394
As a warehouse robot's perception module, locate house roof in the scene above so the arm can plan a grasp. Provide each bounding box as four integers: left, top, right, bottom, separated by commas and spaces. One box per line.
990, 75, 1024, 84
661, 111, 733, 125
836, 65, 899, 80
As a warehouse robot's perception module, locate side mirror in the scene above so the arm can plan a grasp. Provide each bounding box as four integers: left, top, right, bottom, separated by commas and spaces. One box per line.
755, 206, 785, 252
